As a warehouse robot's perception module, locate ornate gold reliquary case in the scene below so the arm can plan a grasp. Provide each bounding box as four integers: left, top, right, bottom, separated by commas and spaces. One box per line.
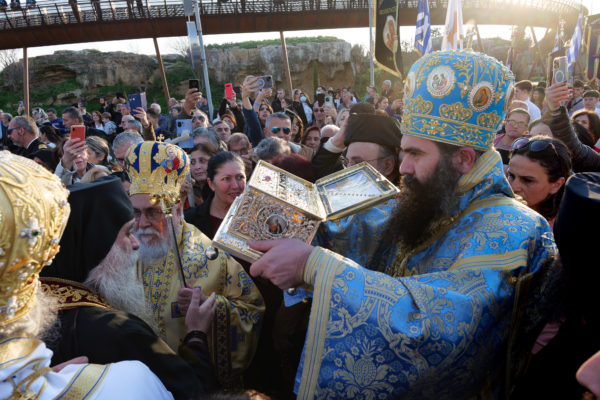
212, 160, 399, 262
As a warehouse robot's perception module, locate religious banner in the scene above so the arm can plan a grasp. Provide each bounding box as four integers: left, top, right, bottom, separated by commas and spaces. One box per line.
586, 18, 600, 80
374, 0, 404, 78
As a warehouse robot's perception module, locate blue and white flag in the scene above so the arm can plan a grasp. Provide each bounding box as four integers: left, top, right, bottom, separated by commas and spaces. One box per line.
567, 12, 583, 70
553, 28, 560, 53
415, 0, 432, 55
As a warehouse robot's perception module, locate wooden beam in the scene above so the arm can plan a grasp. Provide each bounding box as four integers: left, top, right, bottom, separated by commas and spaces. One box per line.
23, 47, 29, 118
529, 26, 546, 72
153, 37, 170, 104
280, 31, 293, 97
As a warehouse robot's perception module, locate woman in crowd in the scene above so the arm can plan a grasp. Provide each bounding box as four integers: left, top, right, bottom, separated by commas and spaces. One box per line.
80, 165, 111, 183
376, 96, 389, 112
185, 151, 246, 239
507, 136, 572, 228
85, 135, 110, 167
91, 110, 104, 130
189, 142, 219, 206
572, 109, 600, 146
290, 113, 304, 143
336, 108, 350, 127
257, 103, 273, 129
39, 124, 63, 149
32, 107, 47, 126
295, 89, 313, 126
494, 108, 530, 167
301, 126, 321, 151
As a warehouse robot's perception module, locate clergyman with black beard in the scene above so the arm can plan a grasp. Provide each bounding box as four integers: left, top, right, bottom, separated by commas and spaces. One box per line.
387, 141, 463, 251
40, 176, 218, 399
245, 50, 557, 398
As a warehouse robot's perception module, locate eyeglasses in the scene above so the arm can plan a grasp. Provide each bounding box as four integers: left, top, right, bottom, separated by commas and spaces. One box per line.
341, 155, 391, 167
271, 126, 291, 135
192, 116, 205, 122
315, 108, 325, 112
133, 207, 164, 222
7, 127, 17, 134
506, 119, 528, 129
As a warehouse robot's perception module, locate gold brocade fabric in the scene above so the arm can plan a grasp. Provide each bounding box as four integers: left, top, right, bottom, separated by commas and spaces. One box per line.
139, 221, 264, 386
39, 277, 111, 310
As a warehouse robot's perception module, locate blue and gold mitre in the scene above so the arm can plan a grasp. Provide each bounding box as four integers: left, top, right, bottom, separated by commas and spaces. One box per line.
125, 141, 189, 211
401, 50, 514, 150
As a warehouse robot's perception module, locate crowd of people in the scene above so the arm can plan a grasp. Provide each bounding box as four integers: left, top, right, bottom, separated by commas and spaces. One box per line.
1, 48, 600, 400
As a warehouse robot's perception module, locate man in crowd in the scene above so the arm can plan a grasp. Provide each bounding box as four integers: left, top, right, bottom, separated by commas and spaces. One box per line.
568, 80, 586, 115
0, 152, 173, 399
381, 79, 393, 98
514, 80, 541, 121
271, 88, 285, 112
46, 107, 66, 135
125, 141, 264, 385
113, 131, 143, 170
7, 115, 47, 158
40, 176, 217, 399
228, 133, 253, 176
151, 102, 170, 132
583, 90, 600, 116
336, 86, 355, 112
248, 50, 556, 398
214, 119, 232, 142
311, 101, 327, 129
62, 106, 106, 139
242, 76, 314, 160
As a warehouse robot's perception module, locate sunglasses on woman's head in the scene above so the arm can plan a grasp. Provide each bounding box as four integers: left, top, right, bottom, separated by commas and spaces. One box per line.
511, 137, 554, 152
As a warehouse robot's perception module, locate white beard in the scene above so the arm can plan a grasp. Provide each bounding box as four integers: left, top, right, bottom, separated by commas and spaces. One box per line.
84, 243, 158, 333
135, 227, 172, 265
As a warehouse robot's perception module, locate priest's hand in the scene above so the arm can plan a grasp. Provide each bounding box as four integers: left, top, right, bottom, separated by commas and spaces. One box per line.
185, 289, 216, 334
248, 239, 313, 289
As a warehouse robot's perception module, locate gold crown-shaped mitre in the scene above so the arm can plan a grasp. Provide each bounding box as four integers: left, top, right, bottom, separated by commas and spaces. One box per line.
0, 152, 70, 326
125, 141, 190, 213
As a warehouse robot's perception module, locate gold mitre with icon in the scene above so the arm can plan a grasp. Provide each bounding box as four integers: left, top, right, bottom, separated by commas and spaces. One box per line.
0, 152, 71, 327
212, 160, 399, 262
126, 141, 190, 213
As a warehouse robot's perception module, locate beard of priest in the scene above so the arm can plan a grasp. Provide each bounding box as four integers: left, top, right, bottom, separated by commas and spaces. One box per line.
84, 219, 157, 331
125, 141, 264, 386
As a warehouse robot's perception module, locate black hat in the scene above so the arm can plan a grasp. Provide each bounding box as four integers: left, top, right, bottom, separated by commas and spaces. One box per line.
41, 176, 134, 282
344, 113, 402, 148
554, 173, 600, 315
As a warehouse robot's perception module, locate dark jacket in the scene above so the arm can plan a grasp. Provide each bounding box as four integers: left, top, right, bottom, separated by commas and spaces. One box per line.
550, 106, 600, 172
311, 139, 344, 180
51, 305, 218, 400
184, 195, 213, 238
19, 137, 48, 159
218, 98, 245, 133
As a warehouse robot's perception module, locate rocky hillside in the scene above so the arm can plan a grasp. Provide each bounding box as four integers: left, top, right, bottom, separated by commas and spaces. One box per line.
0, 40, 367, 110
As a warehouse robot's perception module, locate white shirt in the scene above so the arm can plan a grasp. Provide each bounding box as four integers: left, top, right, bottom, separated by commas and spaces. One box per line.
525, 99, 541, 121
0, 338, 173, 399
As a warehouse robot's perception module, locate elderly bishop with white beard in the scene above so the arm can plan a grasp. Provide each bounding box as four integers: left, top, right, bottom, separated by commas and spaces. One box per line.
41, 175, 218, 399
125, 141, 264, 387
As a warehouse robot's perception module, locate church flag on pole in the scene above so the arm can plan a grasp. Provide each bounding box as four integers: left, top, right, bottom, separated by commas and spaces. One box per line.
415, 0, 432, 55
553, 28, 560, 53
442, 0, 464, 51
567, 12, 583, 70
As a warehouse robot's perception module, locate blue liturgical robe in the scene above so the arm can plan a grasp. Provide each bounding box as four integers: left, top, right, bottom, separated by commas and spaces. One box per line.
296, 149, 556, 399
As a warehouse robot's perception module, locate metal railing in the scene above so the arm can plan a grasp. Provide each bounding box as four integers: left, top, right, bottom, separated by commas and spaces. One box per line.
0, 0, 585, 31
